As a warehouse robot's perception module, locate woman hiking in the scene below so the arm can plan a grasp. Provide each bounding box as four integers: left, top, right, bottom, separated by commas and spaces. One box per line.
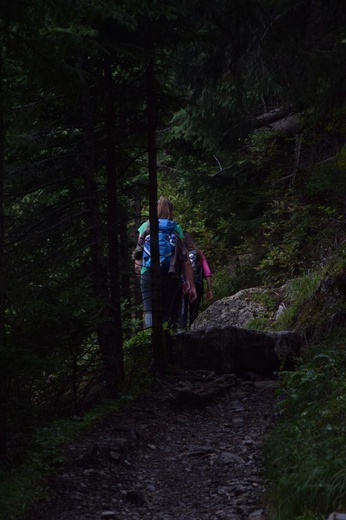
178, 232, 213, 329
133, 196, 196, 329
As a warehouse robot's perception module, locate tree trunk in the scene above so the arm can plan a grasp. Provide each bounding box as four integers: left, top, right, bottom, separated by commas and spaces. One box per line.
0, 52, 7, 460
133, 185, 144, 322
104, 58, 124, 388
81, 83, 120, 396
118, 202, 131, 306
146, 59, 167, 374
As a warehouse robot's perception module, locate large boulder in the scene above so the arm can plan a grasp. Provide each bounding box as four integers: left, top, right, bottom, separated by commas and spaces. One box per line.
171, 325, 302, 379
192, 287, 272, 330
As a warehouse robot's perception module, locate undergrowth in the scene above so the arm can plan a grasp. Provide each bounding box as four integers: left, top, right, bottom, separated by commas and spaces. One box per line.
0, 329, 156, 520
264, 327, 346, 519
273, 271, 321, 331
0, 399, 126, 520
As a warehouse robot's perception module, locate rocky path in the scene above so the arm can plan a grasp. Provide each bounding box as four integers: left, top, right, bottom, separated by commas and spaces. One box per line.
26, 372, 277, 520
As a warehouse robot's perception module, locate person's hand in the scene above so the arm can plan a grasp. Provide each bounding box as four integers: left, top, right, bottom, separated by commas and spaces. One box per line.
182, 281, 191, 294
206, 290, 213, 301
134, 260, 141, 275
189, 287, 197, 303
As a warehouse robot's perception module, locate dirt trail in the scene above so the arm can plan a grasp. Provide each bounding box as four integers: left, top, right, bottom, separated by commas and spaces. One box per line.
26, 372, 277, 520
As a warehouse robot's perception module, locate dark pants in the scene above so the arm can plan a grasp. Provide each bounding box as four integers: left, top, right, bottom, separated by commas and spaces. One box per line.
140, 271, 180, 328
170, 279, 183, 332
179, 282, 203, 329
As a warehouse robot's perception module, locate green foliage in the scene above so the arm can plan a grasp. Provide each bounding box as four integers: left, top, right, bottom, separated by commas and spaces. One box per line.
244, 290, 278, 330
244, 131, 282, 172
208, 265, 235, 301
271, 245, 346, 337
255, 198, 316, 284
264, 329, 346, 519
244, 317, 270, 331
212, 263, 263, 301
273, 271, 321, 331
123, 329, 157, 392
0, 398, 126, 520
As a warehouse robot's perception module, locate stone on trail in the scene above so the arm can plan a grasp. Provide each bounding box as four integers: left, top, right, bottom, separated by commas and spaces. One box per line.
171, 324, 302, 379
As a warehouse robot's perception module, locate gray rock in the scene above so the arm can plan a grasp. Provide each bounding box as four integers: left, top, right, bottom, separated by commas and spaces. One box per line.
192, 288, 270, 330
171, 325, 302, 378
101, 512, 117, 519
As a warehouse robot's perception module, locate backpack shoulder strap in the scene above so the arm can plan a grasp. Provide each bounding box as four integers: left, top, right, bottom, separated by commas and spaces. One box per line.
142, 221, 150, 236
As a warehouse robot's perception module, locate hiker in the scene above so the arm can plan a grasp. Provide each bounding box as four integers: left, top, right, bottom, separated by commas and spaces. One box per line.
178, 232, 213, 329
133, 196, 196, 329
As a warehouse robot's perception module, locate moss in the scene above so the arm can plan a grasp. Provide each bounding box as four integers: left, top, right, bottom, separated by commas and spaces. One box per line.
251, 289, 277, 310
275, 272, 346, 342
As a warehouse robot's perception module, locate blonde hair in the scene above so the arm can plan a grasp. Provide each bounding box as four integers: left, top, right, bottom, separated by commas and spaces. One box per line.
157, 196, 174, 220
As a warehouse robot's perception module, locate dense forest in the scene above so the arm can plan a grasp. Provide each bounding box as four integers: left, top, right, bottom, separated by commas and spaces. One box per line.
0, 1, 345, 518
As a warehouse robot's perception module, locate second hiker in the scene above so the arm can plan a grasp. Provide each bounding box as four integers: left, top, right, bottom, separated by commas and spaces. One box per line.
178, 232, 213, 329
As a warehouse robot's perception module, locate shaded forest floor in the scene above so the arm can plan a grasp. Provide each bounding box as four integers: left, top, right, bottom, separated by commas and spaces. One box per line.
25, 371, 277, 520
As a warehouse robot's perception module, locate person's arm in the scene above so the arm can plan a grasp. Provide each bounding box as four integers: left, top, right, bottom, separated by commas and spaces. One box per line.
133, 238, 142, 274
201, 254, 213, 301
133, 222, 148, 274
182, 259, 197, 303
134, 256, 142, 275
178, 237, 196, 302
205, 276, 213, 301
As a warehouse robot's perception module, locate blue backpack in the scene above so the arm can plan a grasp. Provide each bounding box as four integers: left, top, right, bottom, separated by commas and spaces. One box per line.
142, 219, 176, 272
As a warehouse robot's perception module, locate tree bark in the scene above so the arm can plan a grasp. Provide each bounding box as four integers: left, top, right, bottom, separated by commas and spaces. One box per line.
118, 202, 131, 305
133, 185, 144, 322
104, 58, 125, 388
81, 81, 120, 396
0, 52, 7, 460
146, 58, 167, 374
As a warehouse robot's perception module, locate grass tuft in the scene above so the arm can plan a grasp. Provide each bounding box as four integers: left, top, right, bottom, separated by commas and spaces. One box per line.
264, 327, 346, 519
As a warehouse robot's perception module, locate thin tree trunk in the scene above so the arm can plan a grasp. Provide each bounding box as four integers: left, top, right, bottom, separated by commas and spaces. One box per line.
116, 109, 131, 310
104, 58, 124, 387
0, 52, 7, 460
81, 85, 120, 396
133, 185, 143, 322
119, 202, 131, 305
146, 58, 167, 375
292, 133, 302, 184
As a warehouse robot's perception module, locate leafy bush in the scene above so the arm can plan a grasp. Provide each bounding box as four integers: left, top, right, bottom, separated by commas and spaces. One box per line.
264, 329, 346, 519
0, 399, 125, 520
273, 271, 321, 331
123, 329, 157, 392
